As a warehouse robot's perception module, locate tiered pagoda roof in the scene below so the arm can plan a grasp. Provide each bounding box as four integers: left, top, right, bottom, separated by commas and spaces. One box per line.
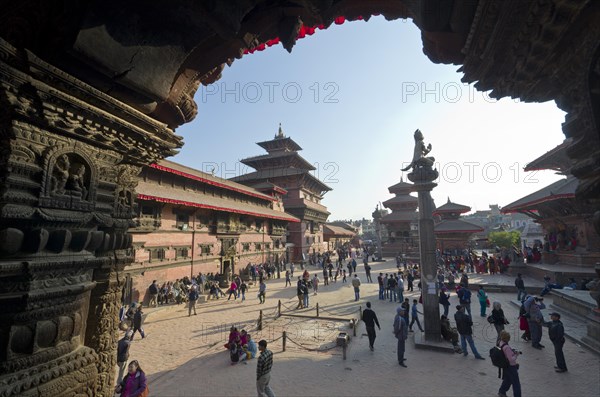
230, 124, 331, 222
381, 178, 418, 225
433, 198, 471, 220
433, 198, 483, 235
231, 124, 331, 195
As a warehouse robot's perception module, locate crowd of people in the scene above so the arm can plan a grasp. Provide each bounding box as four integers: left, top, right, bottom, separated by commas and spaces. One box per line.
114, 242, 578, 397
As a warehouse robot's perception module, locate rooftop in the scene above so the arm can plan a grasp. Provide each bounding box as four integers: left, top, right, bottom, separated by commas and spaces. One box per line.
432, 198, 471, 215
136, 181, 300, 223
155, 160, 275, 202
434, 219, 484, 234
501, 176, 577, 213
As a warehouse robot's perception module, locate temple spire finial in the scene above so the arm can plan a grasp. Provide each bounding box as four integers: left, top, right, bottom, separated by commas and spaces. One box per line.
447, 197, 451, 203
276, 123, 285, 138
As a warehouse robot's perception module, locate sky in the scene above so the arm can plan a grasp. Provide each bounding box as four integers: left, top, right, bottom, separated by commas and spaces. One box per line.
171, 16, 566, 221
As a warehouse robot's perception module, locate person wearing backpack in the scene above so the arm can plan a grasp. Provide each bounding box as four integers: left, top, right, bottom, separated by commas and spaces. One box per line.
457, 286, 472, 317
496, 330, 521, 397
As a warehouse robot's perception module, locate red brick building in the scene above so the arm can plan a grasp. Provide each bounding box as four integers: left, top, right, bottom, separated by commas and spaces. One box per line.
126, 159, 298, 303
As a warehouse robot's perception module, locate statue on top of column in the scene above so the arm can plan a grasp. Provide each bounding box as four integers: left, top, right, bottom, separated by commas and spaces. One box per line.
401, 129, 435, 172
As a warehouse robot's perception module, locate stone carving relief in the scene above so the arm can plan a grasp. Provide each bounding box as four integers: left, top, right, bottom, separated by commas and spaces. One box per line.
114, 164, 140, 218
40, 150, 95, 211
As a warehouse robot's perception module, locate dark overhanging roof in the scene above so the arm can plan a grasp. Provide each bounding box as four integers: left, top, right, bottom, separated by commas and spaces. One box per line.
524, 138, 573, 174
501, 176, 577, 213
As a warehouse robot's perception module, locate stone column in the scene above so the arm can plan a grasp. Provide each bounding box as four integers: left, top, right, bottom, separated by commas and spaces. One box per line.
0, 38, 179, 396
407, 141, 441, 342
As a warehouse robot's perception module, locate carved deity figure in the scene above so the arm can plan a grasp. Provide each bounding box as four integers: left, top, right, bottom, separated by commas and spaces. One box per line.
68, 163, 88, 200
401, 129, 435, 171
51, 154, 70, 195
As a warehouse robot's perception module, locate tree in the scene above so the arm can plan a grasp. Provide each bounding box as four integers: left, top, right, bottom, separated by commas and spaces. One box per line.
488, 230, 521, 249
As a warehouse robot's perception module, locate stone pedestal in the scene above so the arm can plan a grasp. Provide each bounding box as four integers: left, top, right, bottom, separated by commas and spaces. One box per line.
408, 168, 440, 342
582, 309, 600, 354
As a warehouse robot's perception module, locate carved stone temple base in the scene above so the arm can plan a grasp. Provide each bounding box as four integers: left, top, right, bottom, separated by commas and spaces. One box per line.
0, 38, 180, 396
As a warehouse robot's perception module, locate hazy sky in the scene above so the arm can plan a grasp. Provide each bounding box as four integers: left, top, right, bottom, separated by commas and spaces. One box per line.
172, 16, 566, 221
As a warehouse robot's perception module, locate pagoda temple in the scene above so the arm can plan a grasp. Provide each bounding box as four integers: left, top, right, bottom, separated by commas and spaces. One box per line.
231, 125, 331, 262
502, 139, 599, 276
380, 178, 419, 257
434, 198, 484, 255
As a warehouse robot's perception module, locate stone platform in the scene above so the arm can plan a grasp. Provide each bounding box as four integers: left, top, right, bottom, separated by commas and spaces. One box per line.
413, 332, 455, 354
550, 289, 596, 318
523, 262, 597, 285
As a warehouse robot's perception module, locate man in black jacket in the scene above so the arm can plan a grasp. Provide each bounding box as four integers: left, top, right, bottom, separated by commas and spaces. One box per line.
362, 302, 381, 351
547, 312, 567, 373
116, 331, 132, 383
454, 305, 485, 360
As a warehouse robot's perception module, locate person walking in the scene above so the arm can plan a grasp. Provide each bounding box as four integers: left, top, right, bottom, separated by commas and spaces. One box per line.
362, 302, 381, 351
454, 305, 485, 360
407, 272, 414, 292
312, 274, 320, 295
148, 280, 159, 307
130, 306, 145, 340
240, 281, 247, 302
256, 340, 275, 397
489, 301, 509, 342
409, 299, 424, 332
393, 306, 408, 367
497, 330, 522, 397
547, 312, 567, 373
116, 331, 132, 384
296, 277, 304, 309
365, 263, 373, 283
227, 280, 238, 301
351, 274, 361, 301
515, 273, 526, 301
258, 280, 266, 304
477, 286, 489, 317
285, 270, 291, 287
188, 285, 198, 316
